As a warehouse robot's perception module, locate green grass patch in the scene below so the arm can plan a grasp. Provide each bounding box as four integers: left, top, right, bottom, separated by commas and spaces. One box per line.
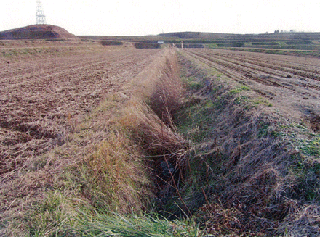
252, 97, 273, 107
26, 191, 200, 236
181, 76, 204, 91
288, 156, 320, 201
26, 191, 76, 237
71, 212, 200, 237
299, 136, 320, 157
234, 95, 249, 105
176, 101, 215, 143
229, 85, 250, 94
258, 122, 270, 138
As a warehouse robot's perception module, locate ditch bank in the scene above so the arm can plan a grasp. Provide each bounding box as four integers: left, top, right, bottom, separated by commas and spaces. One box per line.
1, 48, 199, 236
170, 50, 320, 236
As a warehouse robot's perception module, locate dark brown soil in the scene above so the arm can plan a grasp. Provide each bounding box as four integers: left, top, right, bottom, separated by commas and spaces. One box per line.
0, 25, 77, 40
0, 47, 160, 175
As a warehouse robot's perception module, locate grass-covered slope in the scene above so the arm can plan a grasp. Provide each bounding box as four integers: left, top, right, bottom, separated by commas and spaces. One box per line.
171, 50, 320, 236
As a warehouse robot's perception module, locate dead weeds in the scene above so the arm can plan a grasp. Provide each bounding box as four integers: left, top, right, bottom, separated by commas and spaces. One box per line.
0, 48, 192, 235
174, 50, 320, 236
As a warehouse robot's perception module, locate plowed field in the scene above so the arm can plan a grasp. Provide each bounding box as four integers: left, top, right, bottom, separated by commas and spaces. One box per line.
185, 49, 320, 130
0, 48, 160, 174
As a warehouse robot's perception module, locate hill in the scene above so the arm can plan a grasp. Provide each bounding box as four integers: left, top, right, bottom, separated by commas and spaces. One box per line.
0, 25, 77, 40
159, 31, 320, 41
158, 31, 320, 56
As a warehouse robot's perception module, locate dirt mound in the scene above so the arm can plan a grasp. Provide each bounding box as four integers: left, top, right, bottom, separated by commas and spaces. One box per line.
0, 25, 77, 40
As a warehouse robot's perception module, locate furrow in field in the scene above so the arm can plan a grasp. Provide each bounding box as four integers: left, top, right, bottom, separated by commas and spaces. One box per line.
204, 51, 320, 94
183, 49, 320, 125
188, 49, 320, 96
207, 50, 320, 81
0, 49, 161, 174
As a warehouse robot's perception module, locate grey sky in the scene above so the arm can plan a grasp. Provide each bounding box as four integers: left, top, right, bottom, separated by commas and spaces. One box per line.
0, 0, 319, 36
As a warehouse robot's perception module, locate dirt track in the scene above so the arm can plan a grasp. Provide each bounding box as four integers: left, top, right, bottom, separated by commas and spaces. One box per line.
185, 49, 320, 130
0, 48, 160, 174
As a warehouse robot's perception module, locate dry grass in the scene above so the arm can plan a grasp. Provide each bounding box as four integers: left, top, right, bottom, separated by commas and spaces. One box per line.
174, 50, 320, 236
149, 58, 185, 128
119, 100, 186, 155
77, 132, 151, 213
0, 48, 192, 235
68, 48, 188, 215
7, 45, 320, 236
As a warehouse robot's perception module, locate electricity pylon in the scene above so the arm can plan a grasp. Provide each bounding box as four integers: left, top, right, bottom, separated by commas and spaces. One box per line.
36, 0, 47, 25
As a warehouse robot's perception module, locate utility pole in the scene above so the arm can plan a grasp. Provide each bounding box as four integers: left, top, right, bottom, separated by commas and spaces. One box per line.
36, 0, 47, 25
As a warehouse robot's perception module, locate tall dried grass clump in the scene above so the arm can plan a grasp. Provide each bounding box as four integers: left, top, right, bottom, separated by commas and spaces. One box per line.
117, 49, 188, 157
74, 49, 188, 214
80, 132, 152, 213
118, 99, 187, 156
149, 57, 185, 128
118, 50, 188, 176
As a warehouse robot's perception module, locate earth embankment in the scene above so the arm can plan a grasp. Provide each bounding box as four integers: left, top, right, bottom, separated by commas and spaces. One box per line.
173, 48, 320, 236
0, 25, 77, 40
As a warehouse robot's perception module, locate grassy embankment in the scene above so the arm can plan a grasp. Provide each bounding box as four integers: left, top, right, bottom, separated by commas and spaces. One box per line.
170, 50, 320, 236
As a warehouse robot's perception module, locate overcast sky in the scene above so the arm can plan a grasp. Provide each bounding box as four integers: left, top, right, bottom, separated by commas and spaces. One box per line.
0, 0, 319, 36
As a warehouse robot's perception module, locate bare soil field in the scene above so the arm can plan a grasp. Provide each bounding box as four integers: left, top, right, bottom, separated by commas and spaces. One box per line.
0, 45, 189, 236
0, 40, 113, 63
185, 49, 320, 130
0, 45, 160, 175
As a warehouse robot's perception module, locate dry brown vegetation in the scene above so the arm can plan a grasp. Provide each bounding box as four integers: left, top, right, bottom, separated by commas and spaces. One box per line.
0, 43, 161, 232
1, 40, 320, 236
0, 41, 195, 235
175, 49, 320, 236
